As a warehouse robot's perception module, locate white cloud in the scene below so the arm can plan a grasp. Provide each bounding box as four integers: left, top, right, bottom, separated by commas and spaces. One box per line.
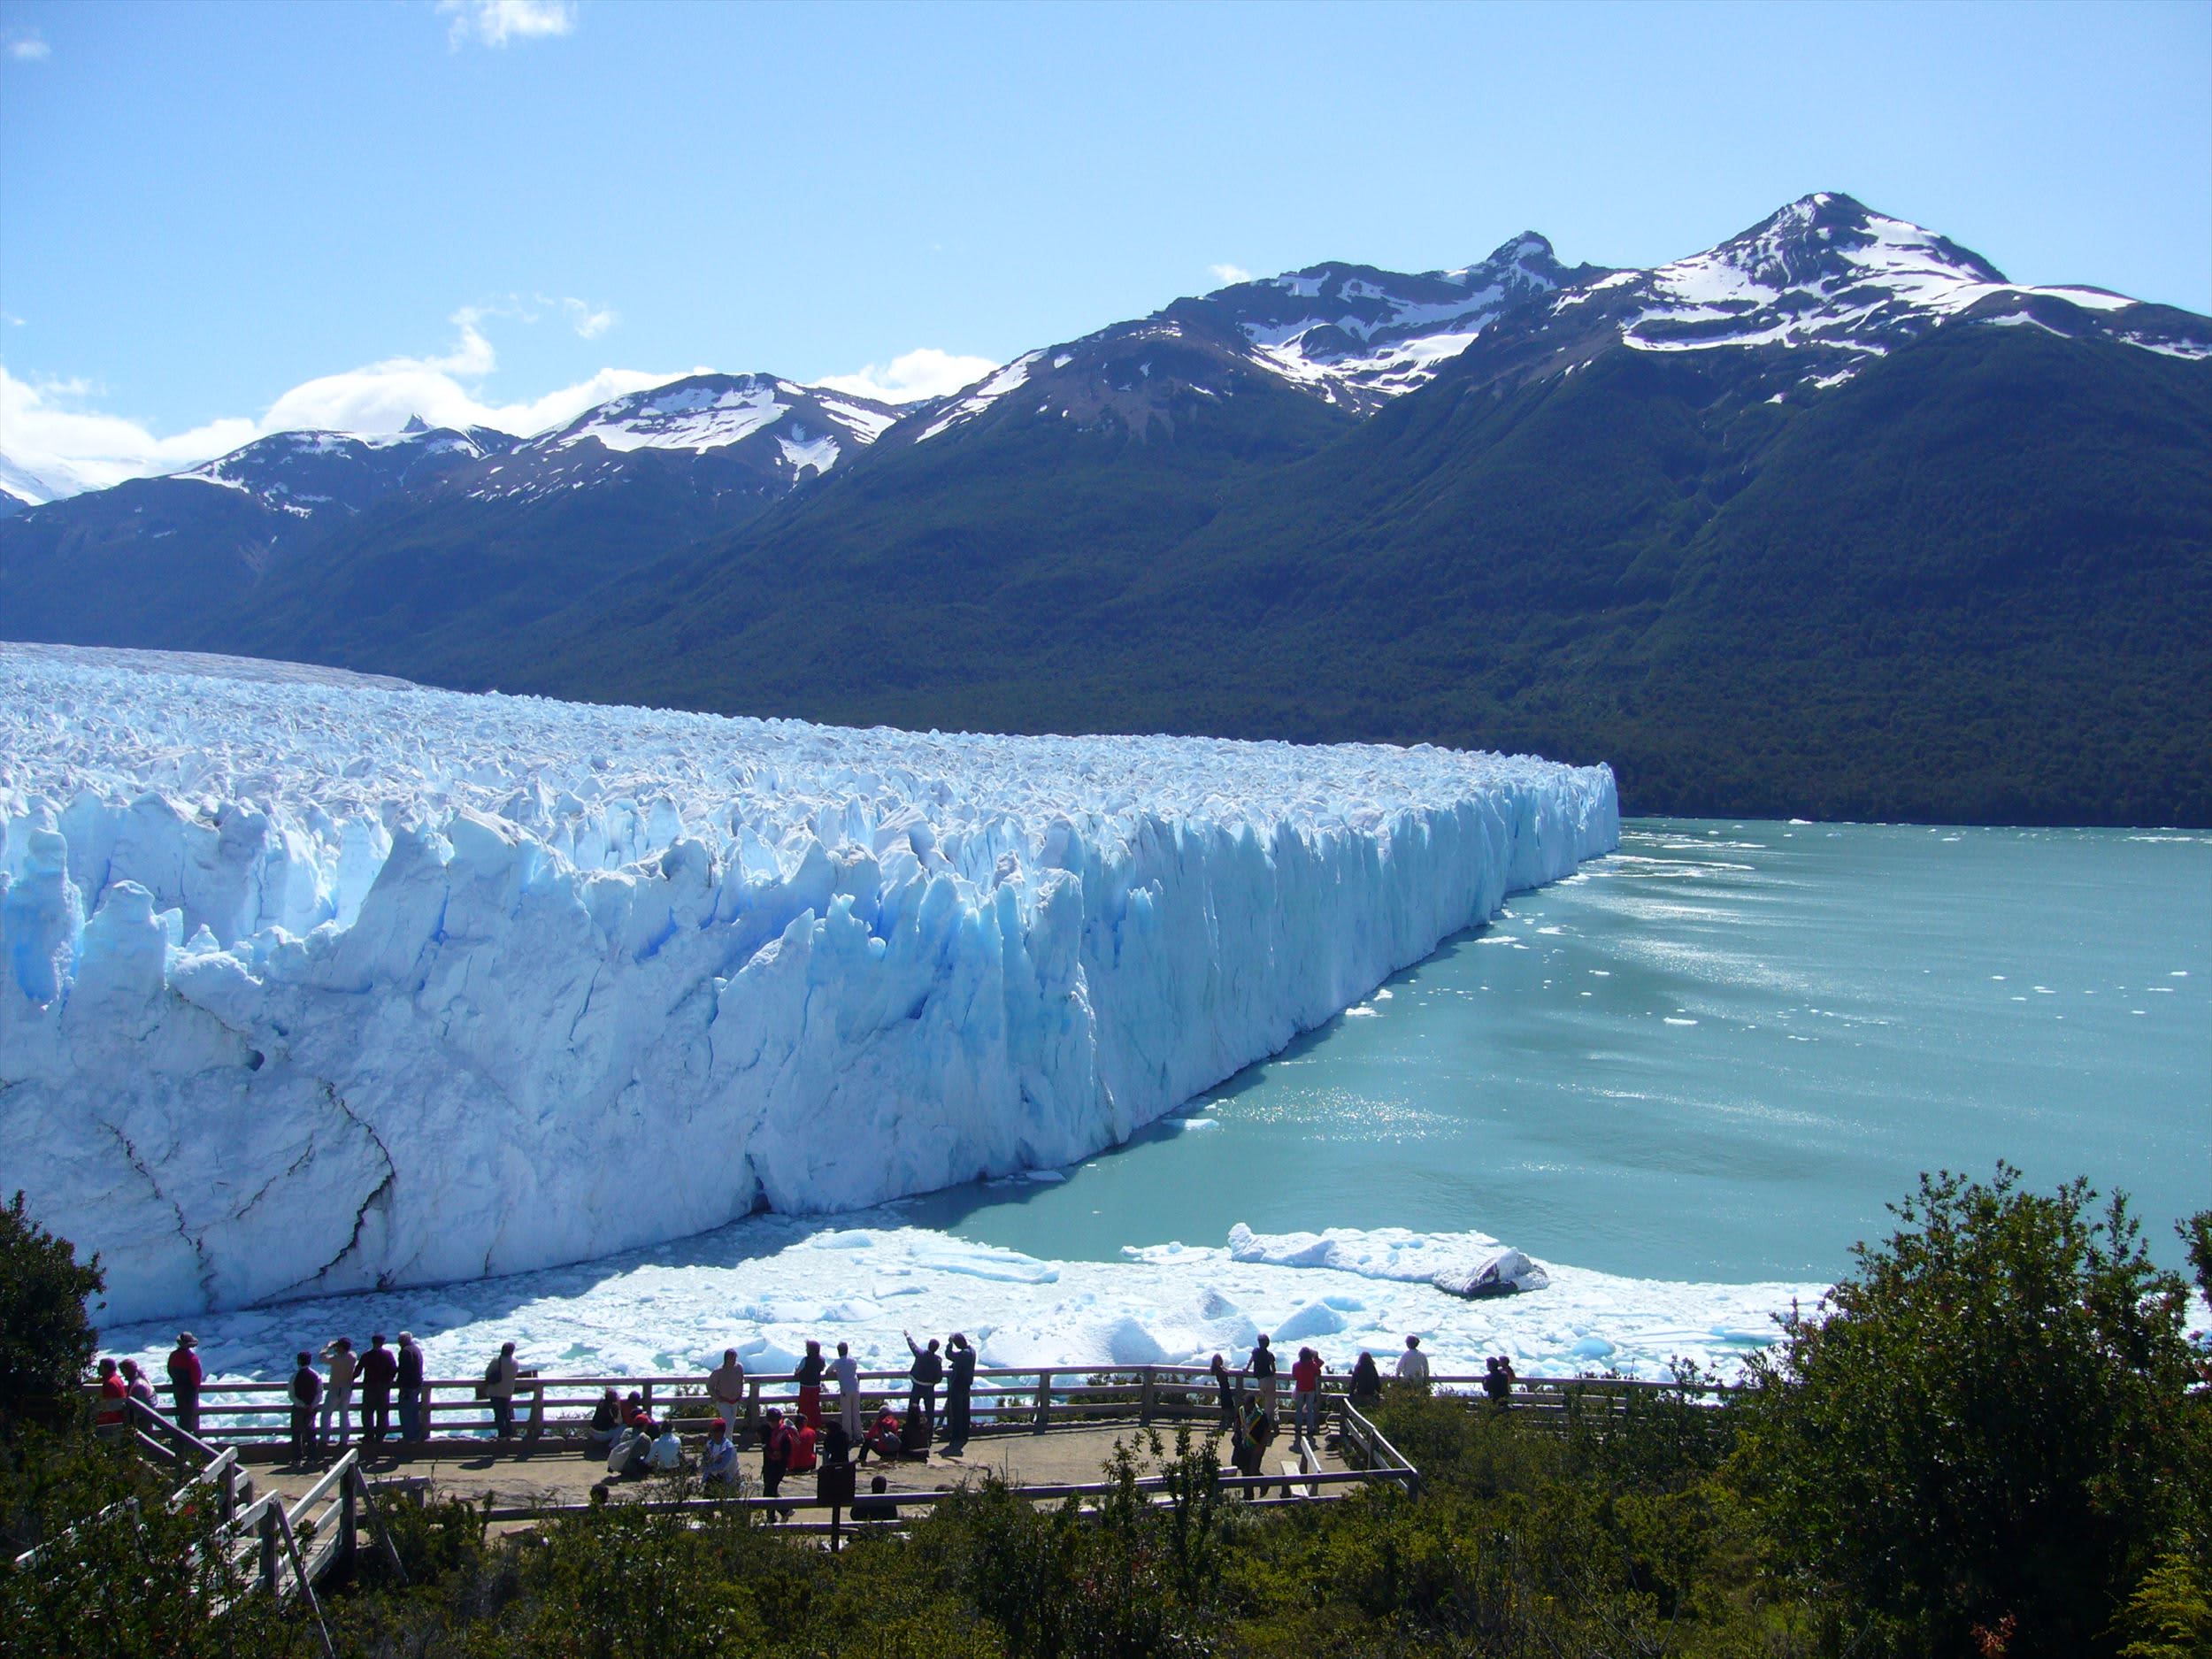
0, 311, 699, 495
815, 348, 999, 406
439, 0, 576, 48
550, 296, 617, 339
6, 31, 50, 60
1209, 264, 1254, 287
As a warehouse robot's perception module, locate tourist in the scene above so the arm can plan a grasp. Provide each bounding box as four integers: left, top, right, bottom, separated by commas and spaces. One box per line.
1348, 1350, 1382, 1409
760, 1407, 792, 1500
607, 1418, 650, 1479
649, 1419, 685, 1471
288, 1351, 322, 1464
903, 1331, 942, 1432
396, 1332, 426, 1441
120, 1357, 157, 1410
943, 1333, 977, 1449
1210, 1352, 1238, 1430
853, 1472, 895, 1522
787, 1411, 818, 1478
794, 1340, 827, 1431
1291, 1347, 1323, 1441
165, 1332, 204, 1436
702, 1417, 739, 1488
359, 1333, 397, 1445
860, 1402, 902, 1464
707, 1348, 747, 1438
833, 1340, 862, 1443
1483, 1355, 1517, 1408
1231, 1395, 1274, 1481
483, 1340, 519, 1438
587, 1387, 623, 1454
318, 1336, 357, 1448
1394, 1334, 1430, 1386
94, 1357, 127, 1429
1248, 1335, 1279, 1414
624, 1390, 657, 1436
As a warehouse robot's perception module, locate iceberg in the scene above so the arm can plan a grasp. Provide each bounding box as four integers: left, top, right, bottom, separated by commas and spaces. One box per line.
0, 644, 1618, 1323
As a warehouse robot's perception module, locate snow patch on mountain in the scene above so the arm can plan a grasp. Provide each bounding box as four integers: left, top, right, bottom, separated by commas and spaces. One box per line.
918, 353, 1041, 442
0, 645, 1617, 1324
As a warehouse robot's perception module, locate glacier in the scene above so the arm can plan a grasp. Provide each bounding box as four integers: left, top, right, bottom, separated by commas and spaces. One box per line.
0, 643, 1617, 1325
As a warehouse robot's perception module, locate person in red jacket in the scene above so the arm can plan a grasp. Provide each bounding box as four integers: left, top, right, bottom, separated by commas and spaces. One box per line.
165, 1333, 204, 1437
1290, 1347, 1325, 1442
94, 1357, 127, 1429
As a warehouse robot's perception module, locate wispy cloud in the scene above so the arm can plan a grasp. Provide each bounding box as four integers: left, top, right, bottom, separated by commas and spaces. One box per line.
0, 309, 694, 495
6, 30, 51, 61
439, 0, 576, 50
550, 296, 617, 339
1208, 264, 1254, 287
815, 348, 999, 406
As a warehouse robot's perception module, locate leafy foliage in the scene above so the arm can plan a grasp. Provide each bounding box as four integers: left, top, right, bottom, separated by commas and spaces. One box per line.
1735, 1165, 2211, 1657
0, 1192, 104, 1432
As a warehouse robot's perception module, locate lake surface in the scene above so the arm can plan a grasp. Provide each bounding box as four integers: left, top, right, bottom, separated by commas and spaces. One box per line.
898, 819, 2210, 1283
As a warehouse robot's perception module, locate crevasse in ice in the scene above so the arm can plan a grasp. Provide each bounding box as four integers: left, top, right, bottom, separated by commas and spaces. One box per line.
0, 645, 1618, 1323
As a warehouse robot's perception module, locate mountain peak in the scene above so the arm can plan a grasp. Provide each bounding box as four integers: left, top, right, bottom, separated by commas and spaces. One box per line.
400, 413, 430, 434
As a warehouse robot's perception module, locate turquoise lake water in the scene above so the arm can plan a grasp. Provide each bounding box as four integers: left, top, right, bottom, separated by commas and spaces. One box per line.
898, 819, 2211, 1283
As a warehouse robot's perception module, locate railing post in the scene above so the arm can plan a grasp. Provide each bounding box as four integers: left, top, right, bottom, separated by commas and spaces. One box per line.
526, 1374, 545, 1441
746, 1377, 760, 1434
1033, 1371, 1051, 1432
1140, 1367, 1156, 1425
340, 1464, 359, 1578
259, 1502, 280, 1596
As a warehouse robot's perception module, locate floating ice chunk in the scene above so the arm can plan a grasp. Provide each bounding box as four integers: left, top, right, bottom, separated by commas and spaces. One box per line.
1272, 1299, 1348, 1340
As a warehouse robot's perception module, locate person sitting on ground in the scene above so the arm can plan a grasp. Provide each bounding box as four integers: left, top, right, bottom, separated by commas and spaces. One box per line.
1348, 1350, 1382, 1408
787, 1411, 818, 1477
623, 1391, 657, 1436
702, 1417, 739, 1488
852, 1472, 895, 1522
1394, 1334, 1431, 1386
94, 1357, 127, 1429
649, 1419, 685, 1471
860, 1403, 902, 1464
588, 1387, 623, 1452
608, 1419, 653, 1480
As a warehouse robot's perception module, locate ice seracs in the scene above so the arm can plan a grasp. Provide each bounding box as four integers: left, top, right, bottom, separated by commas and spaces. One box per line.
0, 644, 1618, 1324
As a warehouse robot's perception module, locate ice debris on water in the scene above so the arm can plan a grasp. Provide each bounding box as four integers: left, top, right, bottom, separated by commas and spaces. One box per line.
0, 645, 1617, 1322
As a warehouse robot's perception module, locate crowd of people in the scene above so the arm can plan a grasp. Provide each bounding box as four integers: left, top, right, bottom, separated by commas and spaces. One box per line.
97, 1325, 1509, 1479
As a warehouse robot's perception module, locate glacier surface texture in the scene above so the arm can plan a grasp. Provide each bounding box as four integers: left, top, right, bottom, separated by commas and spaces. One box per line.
0, 644, 1618, 1323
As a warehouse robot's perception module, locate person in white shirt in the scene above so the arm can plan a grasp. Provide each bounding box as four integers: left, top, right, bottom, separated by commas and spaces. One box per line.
706, 1349, 747, 1438
649, 1425, 684, 1471
833, 1340, 862, 1443
1394, 1334, 1431, 1385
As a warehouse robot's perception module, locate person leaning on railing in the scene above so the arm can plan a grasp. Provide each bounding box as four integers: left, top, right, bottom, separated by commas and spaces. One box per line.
396, 1332, 425, 1441
165, 1331, 204, 1436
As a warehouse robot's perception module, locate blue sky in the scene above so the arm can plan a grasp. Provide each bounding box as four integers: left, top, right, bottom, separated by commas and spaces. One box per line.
3, 0, 2207, 485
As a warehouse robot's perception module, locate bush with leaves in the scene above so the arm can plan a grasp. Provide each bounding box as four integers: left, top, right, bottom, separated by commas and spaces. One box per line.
1734, 1166, 2209, 1658
0, 1192, 104, 1433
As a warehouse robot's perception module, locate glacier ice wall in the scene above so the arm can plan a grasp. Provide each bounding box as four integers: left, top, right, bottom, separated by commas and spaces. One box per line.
0, 645, 1618, 1323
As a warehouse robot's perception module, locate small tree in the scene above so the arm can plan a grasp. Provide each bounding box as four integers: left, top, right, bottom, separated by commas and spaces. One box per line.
1736, 1166, 2208, 1658
0, 1192, 104, 1432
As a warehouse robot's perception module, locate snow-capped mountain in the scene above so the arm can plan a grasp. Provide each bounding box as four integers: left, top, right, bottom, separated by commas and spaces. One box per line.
460, 373, 899, 507
0, 452, 98, 518
895, 234, 1595, 448
178, 418, 518, 520
1507, 193, 2211, 401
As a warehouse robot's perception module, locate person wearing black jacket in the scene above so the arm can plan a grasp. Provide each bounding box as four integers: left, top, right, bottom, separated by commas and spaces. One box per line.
288, 1352, 322, 1466
942, 1333, 977, 1449
396, 1332, 426, 1441
358, 1333, 399, 1444
904, 1331, 943, 1433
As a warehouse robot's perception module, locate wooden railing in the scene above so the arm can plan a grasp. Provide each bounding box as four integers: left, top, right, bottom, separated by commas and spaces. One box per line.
119, 1363, 1736, 1451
